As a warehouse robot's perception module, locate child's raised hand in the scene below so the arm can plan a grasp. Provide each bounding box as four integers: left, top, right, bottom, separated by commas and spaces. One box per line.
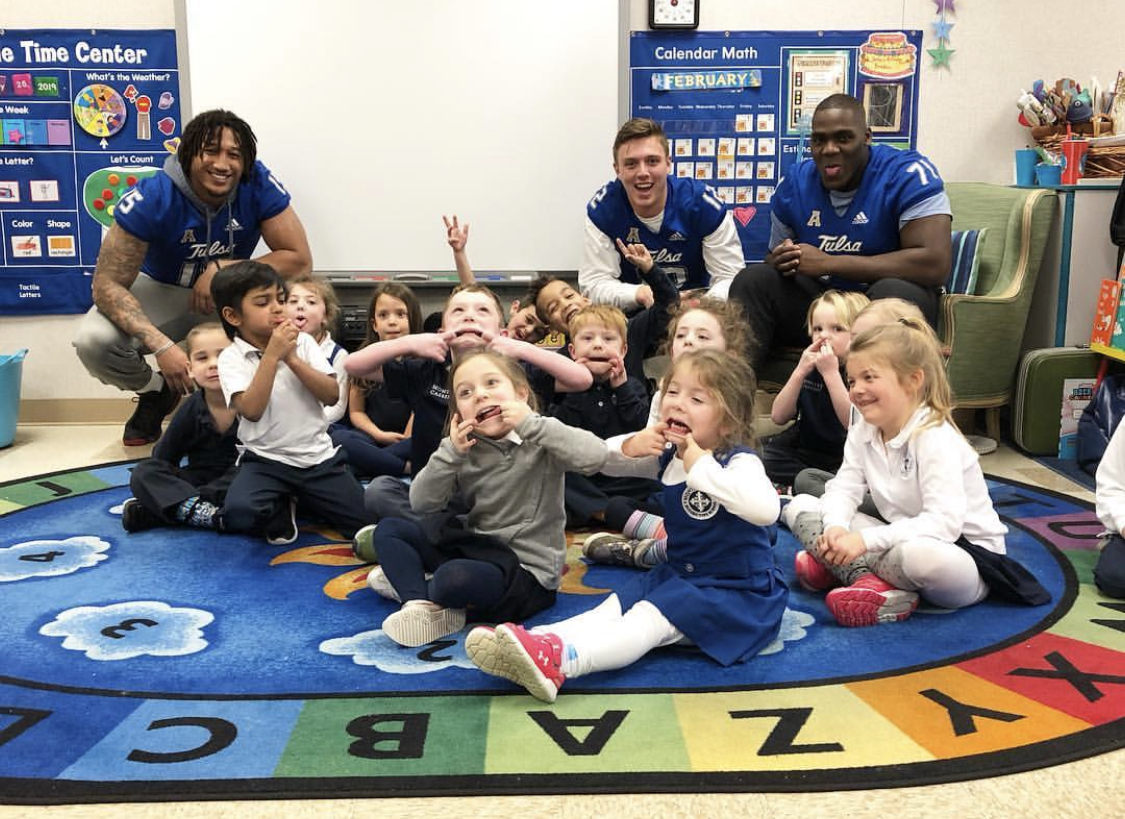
622, 423, 669, 458
498, 399, 531, 429
449, 413, 476, 453
485, 331, 520, 357
616, 237, 654, 274
443, 215, 470, 252
818, 526, 867, 566
412, 332, 451, 361
677, 431, 709, 471
812, 341, 839, 375
266, 318, 299, 361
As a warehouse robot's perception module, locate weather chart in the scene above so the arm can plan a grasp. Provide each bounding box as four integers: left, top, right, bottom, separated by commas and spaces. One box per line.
630, 30, 923, 261
0, 29, 181, 315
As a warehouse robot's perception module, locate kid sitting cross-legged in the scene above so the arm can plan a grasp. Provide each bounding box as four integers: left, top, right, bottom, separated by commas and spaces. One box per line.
213, 261, 367, 544
467, 350, 787, 702
374, 351, 608, 647
122, 322, 238, 532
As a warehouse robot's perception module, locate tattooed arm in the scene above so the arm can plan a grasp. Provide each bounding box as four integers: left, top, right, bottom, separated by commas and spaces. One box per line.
90, 223, 194, 395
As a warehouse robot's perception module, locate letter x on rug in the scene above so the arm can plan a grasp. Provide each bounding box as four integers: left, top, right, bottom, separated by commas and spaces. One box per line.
0, 461, 1122, 804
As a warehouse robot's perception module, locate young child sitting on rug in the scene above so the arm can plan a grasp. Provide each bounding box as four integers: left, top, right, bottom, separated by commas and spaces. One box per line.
783, 319, 1049, 628
550, 304, 660, 528
581, 297, 752, 569
1094, 420, 1125, 599
330, 282, 420, 479
467, 350, 786, 703
345, 283, 593, 564
284, 275, 349, 424
372, 350, 608, 647
122, 322, 238, 532
213, 261, 368, 544
762, 289, 869, 490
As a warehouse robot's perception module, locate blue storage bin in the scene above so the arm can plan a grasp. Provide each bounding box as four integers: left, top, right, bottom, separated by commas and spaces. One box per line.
0, 349, 28, 448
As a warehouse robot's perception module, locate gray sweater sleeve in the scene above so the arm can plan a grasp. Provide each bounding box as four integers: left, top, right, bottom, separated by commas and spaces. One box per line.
408, 438, 466, 514
516, 413, 608, 475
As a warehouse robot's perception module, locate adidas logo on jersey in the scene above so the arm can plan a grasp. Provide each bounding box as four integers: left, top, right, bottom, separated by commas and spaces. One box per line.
667, 231, 686, 241
180, 230, 196, 244
227, 218, 243, 231
852, 211, 869, 225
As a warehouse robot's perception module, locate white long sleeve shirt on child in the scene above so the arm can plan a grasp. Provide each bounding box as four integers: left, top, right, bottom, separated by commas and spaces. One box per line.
819, 406, 1007, 555
1096, 419, 1125, 536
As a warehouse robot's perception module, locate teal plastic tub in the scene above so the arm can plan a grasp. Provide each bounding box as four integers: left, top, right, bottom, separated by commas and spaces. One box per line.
0, 349, 28, 448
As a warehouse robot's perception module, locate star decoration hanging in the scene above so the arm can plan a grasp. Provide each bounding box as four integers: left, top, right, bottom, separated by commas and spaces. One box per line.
932, 18, 954, 41
928, 42, 955, 68
933, 0, 956, 12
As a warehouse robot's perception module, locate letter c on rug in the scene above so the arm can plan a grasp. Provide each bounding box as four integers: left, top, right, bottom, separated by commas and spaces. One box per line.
126, 716, 238, 764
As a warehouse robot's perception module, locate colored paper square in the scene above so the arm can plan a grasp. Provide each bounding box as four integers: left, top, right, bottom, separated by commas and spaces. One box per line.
47, 119, 71, 146
24, 120, 48, 146
12, 73, 34, 96
3, 119, 26, 145
0, 181, 19, 202
34, 76, 60, 97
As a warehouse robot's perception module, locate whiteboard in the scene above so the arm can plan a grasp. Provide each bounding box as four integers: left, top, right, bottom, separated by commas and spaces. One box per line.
182, 0, 620, 273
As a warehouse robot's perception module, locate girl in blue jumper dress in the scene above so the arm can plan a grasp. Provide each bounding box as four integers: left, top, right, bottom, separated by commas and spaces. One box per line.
467, 349, 787, 702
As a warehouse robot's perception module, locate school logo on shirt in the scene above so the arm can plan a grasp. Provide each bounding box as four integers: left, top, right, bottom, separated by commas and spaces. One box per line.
852, 211, 869, 225
682, 488, 719, 520
807, 211, 822, 227
624, 227, 640, 244
227, 218, 243, 232
429, 384, 450, 403
668, 231, 686, 241
180, 229, 196, 244
899, 450, 915, 478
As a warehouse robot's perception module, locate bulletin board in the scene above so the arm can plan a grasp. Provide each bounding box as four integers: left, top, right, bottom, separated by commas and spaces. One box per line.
630, 30, 923, 261
0, 29, 182, 315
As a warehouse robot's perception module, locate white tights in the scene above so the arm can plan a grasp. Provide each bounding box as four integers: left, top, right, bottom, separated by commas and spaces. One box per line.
533, 595, 685, 680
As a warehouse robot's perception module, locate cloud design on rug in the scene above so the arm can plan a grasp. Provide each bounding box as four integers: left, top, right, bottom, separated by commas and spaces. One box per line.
39, 601, 214, 660
0, 536, 111, 582
758, 607, 816, 656
320, 629, 476, 674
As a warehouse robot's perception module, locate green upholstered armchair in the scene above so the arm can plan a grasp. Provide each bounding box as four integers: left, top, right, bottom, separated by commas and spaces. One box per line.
941, 183, 1057, 440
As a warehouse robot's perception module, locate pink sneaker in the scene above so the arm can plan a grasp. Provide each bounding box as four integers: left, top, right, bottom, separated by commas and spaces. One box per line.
794, 550, 840, 592
466, 622, 565, 703
826, 574, 919, 627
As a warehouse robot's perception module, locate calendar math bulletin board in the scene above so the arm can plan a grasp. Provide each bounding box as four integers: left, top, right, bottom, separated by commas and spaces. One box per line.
630, 30, 923, 262
0, 29, 182, 315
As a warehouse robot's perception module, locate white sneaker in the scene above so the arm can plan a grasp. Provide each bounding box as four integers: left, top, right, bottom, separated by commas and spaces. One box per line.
366, 566, 401, 602
780, 493, 819, 530
381, 600, 466, 647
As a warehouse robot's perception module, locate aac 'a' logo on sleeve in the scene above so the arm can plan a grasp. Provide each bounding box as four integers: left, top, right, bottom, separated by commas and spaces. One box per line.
624, 227, 640, 244
807, 210, 821, 228
682, 488, 718, 520
180, 229, 196, 244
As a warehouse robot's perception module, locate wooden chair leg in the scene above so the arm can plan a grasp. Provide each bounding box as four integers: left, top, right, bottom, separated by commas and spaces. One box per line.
985, 406, 1002, 442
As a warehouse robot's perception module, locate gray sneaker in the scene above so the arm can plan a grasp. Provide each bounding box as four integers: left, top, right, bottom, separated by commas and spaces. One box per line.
381, 600, 466, 647
581, 532, 654, 567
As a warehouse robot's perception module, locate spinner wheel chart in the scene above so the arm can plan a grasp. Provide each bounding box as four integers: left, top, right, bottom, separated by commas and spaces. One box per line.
0, 462, 1122, 801
73, 84, 128, 139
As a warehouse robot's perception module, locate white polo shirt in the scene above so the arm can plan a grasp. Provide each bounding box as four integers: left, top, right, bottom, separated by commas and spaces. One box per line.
218, 333, 337, 468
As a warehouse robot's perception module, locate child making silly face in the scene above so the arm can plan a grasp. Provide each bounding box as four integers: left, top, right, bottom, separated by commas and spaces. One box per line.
285, 282, 329, 341
451, 352, 533, 444
568, 306, 628, 386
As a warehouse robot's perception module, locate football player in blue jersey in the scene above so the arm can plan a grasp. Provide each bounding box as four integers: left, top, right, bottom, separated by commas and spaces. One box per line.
580, 118, 745, 311
729, 94, 952, 369
74, 109, 312, 446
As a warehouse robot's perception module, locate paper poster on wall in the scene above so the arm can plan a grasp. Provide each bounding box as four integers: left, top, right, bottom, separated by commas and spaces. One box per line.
0, 29, 181, 315
630, 30, 922, 262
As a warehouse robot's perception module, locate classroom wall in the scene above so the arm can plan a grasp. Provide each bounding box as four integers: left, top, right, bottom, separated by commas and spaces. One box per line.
5, 0, 1125, 410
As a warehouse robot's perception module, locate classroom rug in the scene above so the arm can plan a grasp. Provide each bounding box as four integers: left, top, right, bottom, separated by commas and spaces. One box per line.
0, 462, 1123, 805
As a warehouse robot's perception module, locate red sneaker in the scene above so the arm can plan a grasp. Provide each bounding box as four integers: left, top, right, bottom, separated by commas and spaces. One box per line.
794, 550, 840, 592
467, 622, 565, 702
826, 574, 919, 627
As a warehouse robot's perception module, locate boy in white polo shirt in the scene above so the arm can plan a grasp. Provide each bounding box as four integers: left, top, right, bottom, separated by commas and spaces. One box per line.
213, 261, 367, 544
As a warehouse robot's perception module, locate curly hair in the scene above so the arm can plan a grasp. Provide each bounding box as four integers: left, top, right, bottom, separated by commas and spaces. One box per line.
177, 109, 258, 183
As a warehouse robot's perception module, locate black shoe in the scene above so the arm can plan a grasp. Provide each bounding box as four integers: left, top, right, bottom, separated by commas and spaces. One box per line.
123, 380, 181, 446
265, 497, 299, 545
121, 498, 163, 532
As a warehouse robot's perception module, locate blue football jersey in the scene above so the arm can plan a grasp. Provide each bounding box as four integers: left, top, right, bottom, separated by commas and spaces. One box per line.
113, 159, 292, 287
772, 143, 944, 261
586, 175, 727, 291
